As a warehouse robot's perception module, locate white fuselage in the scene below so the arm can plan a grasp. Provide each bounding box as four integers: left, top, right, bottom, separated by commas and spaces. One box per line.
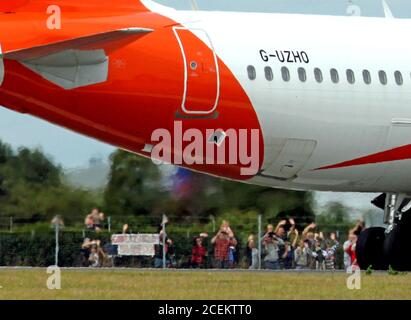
143, 0, 411, 193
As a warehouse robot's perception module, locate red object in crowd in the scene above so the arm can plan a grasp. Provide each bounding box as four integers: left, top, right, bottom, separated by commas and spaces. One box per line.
191, 245, 207, 264
345, 243, 358, 267
214, 239, 234, 261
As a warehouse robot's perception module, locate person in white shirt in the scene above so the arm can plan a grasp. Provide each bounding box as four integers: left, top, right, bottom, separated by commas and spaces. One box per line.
343, 236, 353, 270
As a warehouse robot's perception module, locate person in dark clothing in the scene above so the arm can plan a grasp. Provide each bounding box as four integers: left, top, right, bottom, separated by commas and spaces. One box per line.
282, 233, 298, 269
313, 239, 325, 270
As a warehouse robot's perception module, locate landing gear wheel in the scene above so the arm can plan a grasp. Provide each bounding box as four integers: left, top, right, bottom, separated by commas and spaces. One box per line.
356, 227, 387, 270
384, 221, 411, 271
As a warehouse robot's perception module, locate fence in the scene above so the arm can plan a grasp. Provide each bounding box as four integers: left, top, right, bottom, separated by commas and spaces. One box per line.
0, 213, 355, 270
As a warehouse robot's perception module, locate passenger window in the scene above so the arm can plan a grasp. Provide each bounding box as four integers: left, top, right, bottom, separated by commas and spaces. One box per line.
298, 68, 307, 82
281, 67, 290, 82
330, 68, 339, 84
314, 68, 323, 83
395, 71, 403, 86
363, 70, 371, 85
379, 70, 387, 85
264, 66, 273, 81
346, 69, 355, 84
247, 65, 256, 80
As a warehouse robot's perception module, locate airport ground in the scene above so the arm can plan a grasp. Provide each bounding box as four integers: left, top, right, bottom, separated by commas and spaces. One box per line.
0, 268, 410, 300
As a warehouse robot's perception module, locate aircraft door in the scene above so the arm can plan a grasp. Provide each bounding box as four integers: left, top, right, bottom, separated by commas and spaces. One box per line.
173, 27, 220, 116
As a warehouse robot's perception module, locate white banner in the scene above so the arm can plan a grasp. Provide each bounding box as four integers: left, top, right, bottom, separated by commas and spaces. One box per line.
117, 244, 156, 256
111, 234, 159, 256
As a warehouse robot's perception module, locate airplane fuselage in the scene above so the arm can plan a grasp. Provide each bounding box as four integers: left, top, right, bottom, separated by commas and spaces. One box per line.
1, 0, 411, 193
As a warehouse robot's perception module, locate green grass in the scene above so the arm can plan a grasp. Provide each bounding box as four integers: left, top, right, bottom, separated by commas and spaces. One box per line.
0, 269, 410, 300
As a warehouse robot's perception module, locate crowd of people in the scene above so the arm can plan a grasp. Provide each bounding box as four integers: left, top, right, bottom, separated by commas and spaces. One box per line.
188, 219, 365, 271
80, 207, 363, 270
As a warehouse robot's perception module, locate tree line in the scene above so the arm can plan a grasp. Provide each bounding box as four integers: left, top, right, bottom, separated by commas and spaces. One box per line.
0, 140, 354, 233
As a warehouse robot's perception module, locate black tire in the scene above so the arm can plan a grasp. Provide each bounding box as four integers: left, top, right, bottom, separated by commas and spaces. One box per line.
356, 227, 387, 270
384, 222, 411, 271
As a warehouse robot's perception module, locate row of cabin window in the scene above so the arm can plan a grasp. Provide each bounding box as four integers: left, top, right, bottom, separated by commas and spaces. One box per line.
247, 66, 405, 86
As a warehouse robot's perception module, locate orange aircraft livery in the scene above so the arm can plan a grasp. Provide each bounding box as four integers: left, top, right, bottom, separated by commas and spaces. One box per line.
0, 0, 264, 183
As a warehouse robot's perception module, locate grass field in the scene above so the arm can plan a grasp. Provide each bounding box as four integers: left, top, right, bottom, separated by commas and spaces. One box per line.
0, 268, 410, 300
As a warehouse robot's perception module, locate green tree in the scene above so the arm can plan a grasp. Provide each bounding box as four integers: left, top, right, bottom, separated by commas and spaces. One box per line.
155, 167, 314, 225
0, 140, 96, 224
316, 201, 353, 235
13, 148, 61, 186
103, 150, 166, 216
102, 149, 315, 226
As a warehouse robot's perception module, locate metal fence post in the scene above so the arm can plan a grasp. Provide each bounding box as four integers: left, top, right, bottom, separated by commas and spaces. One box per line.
55, 223, 59, 267
210, 215, 216, 233
162, 214, 167, 269
9, 217, 13, 233
258, 214, 262, 270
